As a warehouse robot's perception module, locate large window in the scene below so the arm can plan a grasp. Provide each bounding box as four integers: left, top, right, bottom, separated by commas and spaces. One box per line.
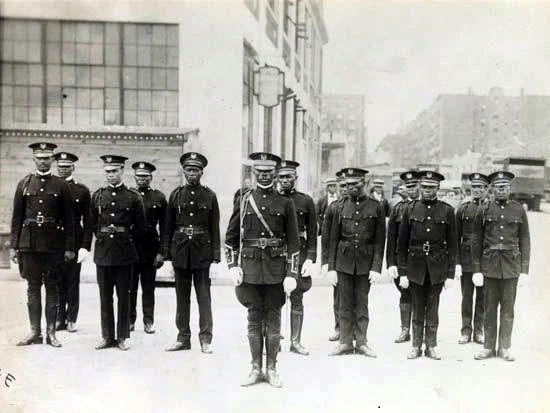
1, 18, 178, 127
242, 42, 258, 156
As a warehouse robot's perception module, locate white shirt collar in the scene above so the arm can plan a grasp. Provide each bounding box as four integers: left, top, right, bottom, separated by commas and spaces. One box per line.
36, 169, 52, 176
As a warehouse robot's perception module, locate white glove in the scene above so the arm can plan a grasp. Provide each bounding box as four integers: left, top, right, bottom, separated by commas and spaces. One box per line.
283, 277, 297, 294
229, 267, 243, 286
369, 271, 380, 284
444, 278, 454, 289
455, 264, 462, 279
399, 276, 409, 289
321, 264, 329, 277
301, 259, 314, 277
472, 272, 484, 287
327, 270, 338, 286
388, 266, 399, 279
209, 262, 219, 279
518, 273, 528, 287
77, 248, 90, 263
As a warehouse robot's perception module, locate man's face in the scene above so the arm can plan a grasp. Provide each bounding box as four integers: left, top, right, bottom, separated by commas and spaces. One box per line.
406, 182, 419, 199
33, 156, 52, 172
278, 172, 296, 191
420, 183, 438, 200
327, 184, 337, 195
339, 182, 349, 196
183, 165, 203, 186
471, 183, 487, 200
373, 186, 383, 195
134, 173, 152, 188
56, 164, 74, 178
346, 179, 365, 197
493, 183, 511, 201
253, 168, 276, 186
105, 167, 124, 186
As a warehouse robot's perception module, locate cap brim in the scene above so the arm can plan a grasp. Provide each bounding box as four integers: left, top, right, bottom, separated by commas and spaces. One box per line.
56, 161, 74, 166
104, 165, 123, 171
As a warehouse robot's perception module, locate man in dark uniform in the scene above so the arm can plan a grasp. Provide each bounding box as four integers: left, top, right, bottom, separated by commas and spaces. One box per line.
327, 168, 386, 357
163, 152, 220, 354
472, 171, 530, 362
370, 178, 390, 217
320, 171, 348, 342
225, 152, 300, 388
128, 161, 166, 334
277, 160, 317, 355
90, 155, 146, 351
316, 178, 339, 234
397, 170, 457, 360
53, 151, 92, 333
456, 173, 489, 345
10, 142, 75, 348
386, 170, 420, 343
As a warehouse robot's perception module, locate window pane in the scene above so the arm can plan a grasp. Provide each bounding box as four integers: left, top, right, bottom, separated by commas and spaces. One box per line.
62, 87, 75, 108
123, 67, 137, 88
76, 44, 89, 64
152, 25, 165, 45
138, 67, 151, 89
124, 90, 137, 110
137, 25, 152, 45
138, 90, 151, 110
62, 42, 75, 63
28, 41, 41, 62
167, 46, 178, 68
137, 110, 151, 125
151, 68, 165, 90
166, 91, 178, 111
13, 43, 27, 61
14, 64, 28, 85
124, 45, 137, 66
166, 111, 178, 127
2, 40, 13, 60
105, 109, 119, 125
76, 108, 90, 124
46, 42, 61, 63
29, 86, 42, 105
13, 21, 27, 40
166, 69, 178, 90
2, 106, 13, 123
105, 66, 120, 87
47, 107, 61, 123
90, 108, 103, 124
14, 106, 28, 122
152, 91, 165, 110
151, 46, 166, 67
91, 66, 105, 87
152, 111, 166, 126
166, 26, 178, 46
91, 89, 103, 108
105, 44, 120, 66
14, 86, 28, 105
105, 88, 119, 109
76, 66, 90, 86
28, 22, 41, 41
29, 64, 42, 85
47, 87, 61, 106
76, 23, 90, 43
90, 23, 103, 43
62, 65, 76, 86
1, 86, 13, 104
1, 63, 14, 84
76, 88, 90, 108
124, 110, 137, 125
90, 44, 103, 65
47, 21, 61, 42
62, 23, 76, 42
29, 106, 42, 122
105, 23, 120, 43
137, 45, 151, 66
124, 24, 137, 44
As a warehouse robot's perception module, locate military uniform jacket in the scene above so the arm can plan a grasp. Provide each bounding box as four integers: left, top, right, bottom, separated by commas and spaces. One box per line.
386, 199, 409, 268
66, 178, 93, 252
455, 199, 482, 272
397, 199, 458, 285
225, 186, 300, 284
131, 187, 167, 263
162, 184, 220, 270
90, 184, 146, 266
328, 195, 386, 275
316, 194, 339, 235
320, 197, 346, 266
281, 189, 318, 266
10, 173, 75, 253
471, 199, 530, 279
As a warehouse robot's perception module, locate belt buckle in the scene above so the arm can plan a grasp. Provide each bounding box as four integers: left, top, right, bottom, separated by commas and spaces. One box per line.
107, 224, 116, 234
36, 215, 44, 224
422, 242, 430, 253
259, 238, 267, 249
184, 227, 194, 236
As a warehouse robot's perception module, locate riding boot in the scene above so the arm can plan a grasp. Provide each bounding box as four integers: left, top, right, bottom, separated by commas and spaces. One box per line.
265, 334, 283, 388
241, 332, 264, 387
17, 288, 43, 346
45, 286, 61, 347
394, 303, 412, 343
290, 311, 309, 355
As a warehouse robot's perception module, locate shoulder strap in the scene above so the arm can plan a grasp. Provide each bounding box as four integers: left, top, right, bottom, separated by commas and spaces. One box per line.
247, 192, 275, 238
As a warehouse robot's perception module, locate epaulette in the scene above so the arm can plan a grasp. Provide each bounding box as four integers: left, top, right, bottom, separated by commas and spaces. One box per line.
127, 187, 142, 197
439, 200, 454, 209
509, 199, 522, 208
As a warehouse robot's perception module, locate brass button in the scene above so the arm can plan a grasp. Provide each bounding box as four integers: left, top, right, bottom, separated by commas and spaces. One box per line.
427, 205, 431, 209
261, 206, 266, 210
263, 195, 267, 198
39, 200, 43, 203
190, 213, 194, 216
427, 217, 431, 220
501, 215, 504, 219
40, 188, 44, 192
190, 201, 194, 205
111, 202, 115, 205
426, 228, 431, 232
112, 192, 116, 196
191, 191, 195, 195
500, 236, 504, 240
110, 213, 115, 216
109, 234, 114, 238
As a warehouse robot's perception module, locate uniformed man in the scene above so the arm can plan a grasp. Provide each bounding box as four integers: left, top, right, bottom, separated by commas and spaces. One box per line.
397, 170, 457, 360
472, 171, 530, 362
386, 170, 420, 343
53, 151, 92, 333
316, 178, 339, 234
10, 142, 75, 348
129, 161, 167, 334
370, 178, 390, 217
163, 152, 220, 354
225, 152, 300, 388
455, 172, 489, 345
320, 171, 349, 342
90, 155, 146, 351
277, 160, 317, 355
327, 168, 386, 357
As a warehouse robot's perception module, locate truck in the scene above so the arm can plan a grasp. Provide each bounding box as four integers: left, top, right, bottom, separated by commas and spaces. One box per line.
502, 157, 546, 211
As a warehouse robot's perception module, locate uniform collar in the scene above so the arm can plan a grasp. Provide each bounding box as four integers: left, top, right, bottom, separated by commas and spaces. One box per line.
257, 185, 274, 195
65, 176, 74, 182
36, 170, 52, 177
138, 186, 151, 192
472, 198, 481, 205
351, 194, 367, 202
422, 197, 438, 205
109, 182, 124, 189
496, 199, 509, 206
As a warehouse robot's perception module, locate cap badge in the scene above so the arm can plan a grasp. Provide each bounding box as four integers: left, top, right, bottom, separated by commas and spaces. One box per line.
139, 162, 145, 168
281, 161, 286, 167
106, 156, 112, 163
260, 154, 267, 161
40, 143, 46, 149
406, 173, 412, 179
474, 173, 479, 179
191, 153, 197, 159
498, 172, 503, 178
61, 153, 67, 159
427, 172, 432, 178
347, 169, 353, 175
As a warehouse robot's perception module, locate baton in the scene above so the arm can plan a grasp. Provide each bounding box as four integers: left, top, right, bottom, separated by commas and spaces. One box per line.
285, 293, 291, 352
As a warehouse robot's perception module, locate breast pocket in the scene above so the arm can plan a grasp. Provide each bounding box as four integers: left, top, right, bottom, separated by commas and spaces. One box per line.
506, 214, 523, 234
296, 208, 307, 228
269, 207, 285, 233
46, 190, 61, 209
360, 209, 378, 234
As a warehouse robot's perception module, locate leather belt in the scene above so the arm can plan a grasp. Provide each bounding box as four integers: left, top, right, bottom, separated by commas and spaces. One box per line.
100, 225, 128, 234
176, 226, 207, 236
24, 216, 57, 225
242, 238, 284, 249
341, 237, 371, 243
488, 243, 518, 251
410, 241, 447, 254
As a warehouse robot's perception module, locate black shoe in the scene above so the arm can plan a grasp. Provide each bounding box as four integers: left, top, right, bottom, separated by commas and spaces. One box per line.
201, 342, 213, 354
394, 330, 411, 343
355, 344, 377, 358
265, 368, 283, 388
95, 338, 115, 350
407, 347, 422, 359
240, 365, 263, 387
473, 333, 484, 344
474, 348, 496, 360
16, 333, 43, 346
46, 333, 62, 348
328, 331, 340, 342
67, 322, 77, 333
498, 348, 515, 361
425, 347, 442, 360
290, 342, 309, 356
329, 343, 354, 356
458, 334, 471, 344
55, 321, 67, 331
129, 323, 135, 332
117, 339, 129, 351
144, 323, 155, 334
165, 341, 191, 352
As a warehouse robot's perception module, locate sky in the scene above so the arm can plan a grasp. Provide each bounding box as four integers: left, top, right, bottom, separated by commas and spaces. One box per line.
322, 0, 550, 150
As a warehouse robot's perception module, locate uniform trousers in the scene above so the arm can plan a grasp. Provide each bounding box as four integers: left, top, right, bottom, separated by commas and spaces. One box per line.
409, 274, 444, 348
483, 277, 518, 351
460, 272, 484, 337
337, 272, 371, 346
130, 262, 156, 325
393, 278, 412, 304
333, 286, 340, 331
57, 259, 81, 325
174, 267, 213, 345
96, 265, 132, 341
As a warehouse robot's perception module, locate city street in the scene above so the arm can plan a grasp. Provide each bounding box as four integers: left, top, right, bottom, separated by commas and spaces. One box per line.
0, 211, 548, 413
